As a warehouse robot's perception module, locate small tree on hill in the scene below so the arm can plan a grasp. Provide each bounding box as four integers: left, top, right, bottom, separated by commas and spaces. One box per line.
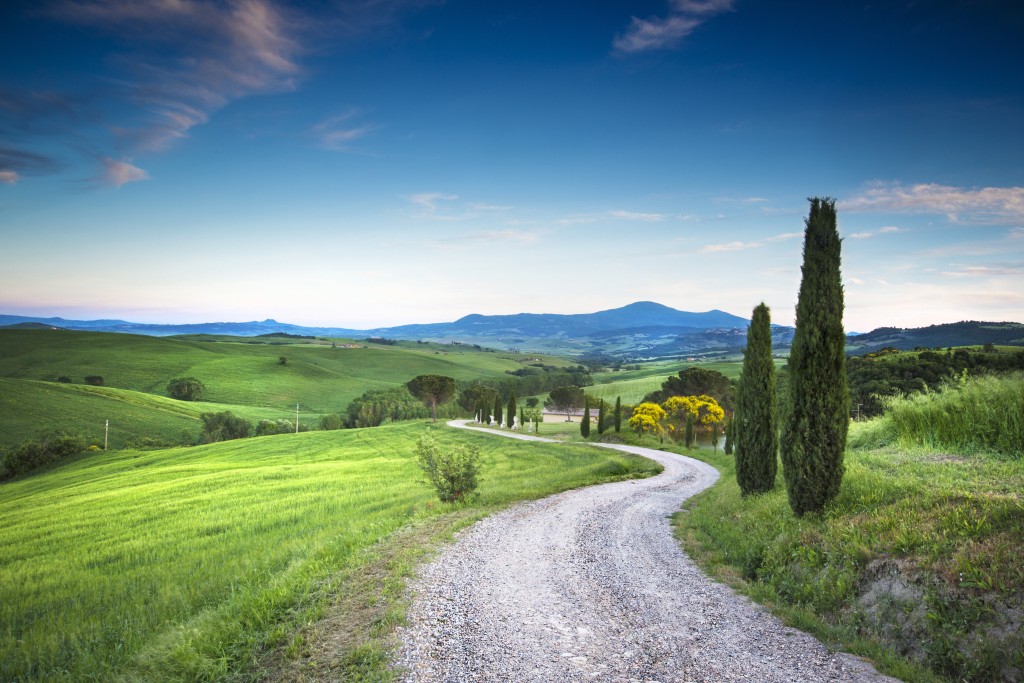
581, 400, 591, 437
546, 386, 584, 420
415, 431, 481, 503
406, 375, 457, 423
614, 396, 622, 433
84, 375, 104, 386
735, 302, 778, 496
167, 377, 205, 401
200, 411, 251, 443
781, 198, 849, 517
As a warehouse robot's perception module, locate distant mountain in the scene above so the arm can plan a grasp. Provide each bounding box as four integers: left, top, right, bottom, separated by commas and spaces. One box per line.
846, 321, 1024, 355
0, 303, 754, 358
5, 308, 1019, 359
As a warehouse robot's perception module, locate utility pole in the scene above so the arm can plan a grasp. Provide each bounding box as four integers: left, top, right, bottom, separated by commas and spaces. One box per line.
295, 403, 299, 434
104, 420, 109, 451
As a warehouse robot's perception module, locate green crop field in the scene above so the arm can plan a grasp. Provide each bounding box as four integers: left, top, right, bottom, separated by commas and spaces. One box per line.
0, 329, 539, 411
0, 329, 558, 449
0, 421, 660, 682
0, 378, 295, 449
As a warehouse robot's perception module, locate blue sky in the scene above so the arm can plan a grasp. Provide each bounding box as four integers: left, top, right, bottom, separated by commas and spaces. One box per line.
2, 0, 1022, 331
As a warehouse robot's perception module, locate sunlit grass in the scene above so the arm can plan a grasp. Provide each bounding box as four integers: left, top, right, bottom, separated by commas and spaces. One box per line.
0, 421, 660, 682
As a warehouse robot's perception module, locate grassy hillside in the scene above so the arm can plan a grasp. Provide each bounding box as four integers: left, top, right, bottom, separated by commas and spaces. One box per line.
0, 421, 660, 682
0, 329, 542, 413
0, 379, 294, 449
669, 376, 1024, 683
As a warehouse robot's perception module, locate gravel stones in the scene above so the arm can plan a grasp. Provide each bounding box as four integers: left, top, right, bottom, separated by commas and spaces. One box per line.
394, 422, 897, 683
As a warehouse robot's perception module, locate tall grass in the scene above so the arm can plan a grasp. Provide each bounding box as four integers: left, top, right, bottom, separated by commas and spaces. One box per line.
0, 421, 659, 682
883, 373, 1024, 458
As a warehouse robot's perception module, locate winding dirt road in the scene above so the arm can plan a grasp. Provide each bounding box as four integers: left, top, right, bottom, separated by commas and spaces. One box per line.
394, 420, 897, 682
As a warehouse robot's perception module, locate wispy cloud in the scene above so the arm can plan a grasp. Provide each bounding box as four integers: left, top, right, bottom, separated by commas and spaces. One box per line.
0, 170, 19, 184
431, 229, 541, 250
51, 0, 303, 154
608, 210, 669, 222
700, 231, 801, 253
98, 157, 149, 187
613, 0, 734, 54
0, 143, 61, 182
311, 110, 377, 151
1009, 228, 1024, 239
848, 225, 905, 239
841, 182, 1024, 223
407, 192, 510, 221
941, 265, 1024, 278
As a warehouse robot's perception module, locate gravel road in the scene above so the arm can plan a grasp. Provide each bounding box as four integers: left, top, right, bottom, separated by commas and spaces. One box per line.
394, 421, 897, 683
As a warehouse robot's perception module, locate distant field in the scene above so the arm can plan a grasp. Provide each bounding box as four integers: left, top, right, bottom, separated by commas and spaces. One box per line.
0, 329, 560, 448
0, 379, 293, 448
584, 358, 772, 404
0, 421, 660, 682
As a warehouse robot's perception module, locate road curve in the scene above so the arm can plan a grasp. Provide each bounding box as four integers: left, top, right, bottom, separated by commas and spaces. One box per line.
393, 420, 896, 683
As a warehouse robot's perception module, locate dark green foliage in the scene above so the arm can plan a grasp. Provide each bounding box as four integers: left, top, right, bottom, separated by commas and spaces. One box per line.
545, 386, 585, 417
406, 374, 457, 422
724, 415, 734, 455
200, 411, 252, 444
166, 377, 205, 401
467, 366, 592, 402
493, 394, 503, 427
84, 375, 104, 386
684, 414, 695, 448
346, 387, 430, 427
643, 367, 734, 409
735, 303, 778, 496
781, 198, 849, 517
255, 419, 308, 436
278, 356, 287, 365
507, 392, 517, 428
458, 384, 499, 413
319, 413, 345, 430
581, 401, 591, 437
847, 347, 1024, 418
1, 432, 87, 479
414, 430, 481, 502
614, 396, 622, 433
525, 396, 539, 408
56, 376, 72, 383
711, 423, 719, 452
597, 400, 606, 434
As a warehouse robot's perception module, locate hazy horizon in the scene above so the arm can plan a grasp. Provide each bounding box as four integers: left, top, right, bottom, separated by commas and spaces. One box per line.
2, 1, 1022, 331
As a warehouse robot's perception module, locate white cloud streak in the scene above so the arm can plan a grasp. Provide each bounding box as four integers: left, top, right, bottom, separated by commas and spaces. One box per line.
99, 157, 149, 187
311, 111, 376, 151
700, 231, 801, 253
614, 0, 733, 53
0, 170, 19, 184
841, 182, 1024, 224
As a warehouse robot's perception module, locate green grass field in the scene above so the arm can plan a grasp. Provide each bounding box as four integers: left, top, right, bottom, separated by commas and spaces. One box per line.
584, 358, 769, 404
0, 329, 557, 449
0, 421, 660, 682
666, 377, 1024, 683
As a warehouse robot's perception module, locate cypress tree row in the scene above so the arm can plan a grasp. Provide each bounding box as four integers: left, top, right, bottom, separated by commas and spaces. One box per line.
614, 396, 622, 433
781, 198, 849, 516
735, 302, 778, 496
597, 400, 606, 434
580, 400, 591, 437
507, 392, 517, 428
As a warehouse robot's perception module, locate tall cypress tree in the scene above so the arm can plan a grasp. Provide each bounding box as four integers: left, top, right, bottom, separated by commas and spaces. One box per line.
580, 400, 591, 437
614, 396, 622, 433
597, 399, 606, 434
507, 391, 517, 428
684, 414, 695, 448
781, 198, 849, 516
723, 414, 734, 455
735, 302, 778, 496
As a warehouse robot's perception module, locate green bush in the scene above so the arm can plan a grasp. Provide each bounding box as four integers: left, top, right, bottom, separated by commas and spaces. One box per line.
254, 419, 308, 437
319, 413, 345, 431
1, 433, 87, 479
167, 377, 205, 401
414, 431, 481, 502
84, 375, 104, 386
200, 411, 251, 444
